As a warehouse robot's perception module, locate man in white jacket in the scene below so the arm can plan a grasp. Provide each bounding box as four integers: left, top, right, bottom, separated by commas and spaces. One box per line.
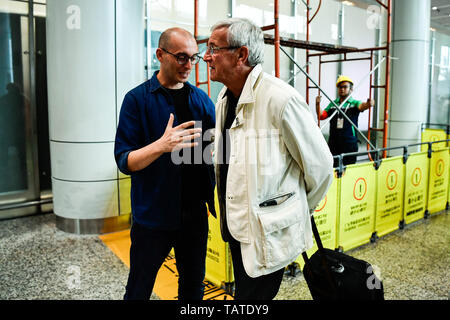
203, 18, 334, 300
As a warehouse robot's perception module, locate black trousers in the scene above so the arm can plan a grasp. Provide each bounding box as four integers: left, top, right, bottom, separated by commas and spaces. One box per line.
124, 203, 208, 300
328, 139, 358, 167
228, 236, 285, 300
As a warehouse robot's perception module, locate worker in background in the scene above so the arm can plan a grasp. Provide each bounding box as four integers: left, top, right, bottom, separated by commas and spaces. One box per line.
316, 75, 374, 167
114, 27, 216, 300
203, 18, 333, 300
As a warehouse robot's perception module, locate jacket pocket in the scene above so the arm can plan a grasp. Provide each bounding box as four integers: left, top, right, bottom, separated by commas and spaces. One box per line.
256, 195, 304, 268
259, 191, 295, 208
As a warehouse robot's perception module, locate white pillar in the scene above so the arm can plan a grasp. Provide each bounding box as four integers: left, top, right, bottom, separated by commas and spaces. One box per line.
46, 0, 145, 233
387, 0, 430, 154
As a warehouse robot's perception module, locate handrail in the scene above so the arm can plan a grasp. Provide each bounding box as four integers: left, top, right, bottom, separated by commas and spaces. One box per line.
332, 139, 450, 171
421, 123, 450, 133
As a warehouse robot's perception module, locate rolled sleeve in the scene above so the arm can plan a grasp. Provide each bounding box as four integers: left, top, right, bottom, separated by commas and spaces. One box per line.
114, 92, 142, 176
116, 150, 132, 176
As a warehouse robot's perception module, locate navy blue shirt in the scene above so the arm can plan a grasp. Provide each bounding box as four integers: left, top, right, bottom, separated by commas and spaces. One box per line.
114, 71, 216, 230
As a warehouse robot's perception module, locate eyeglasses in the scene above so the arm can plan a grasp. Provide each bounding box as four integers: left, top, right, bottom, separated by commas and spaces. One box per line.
338, 85, 351, 89
205, 45, 241, 55
160, 48, 201, 65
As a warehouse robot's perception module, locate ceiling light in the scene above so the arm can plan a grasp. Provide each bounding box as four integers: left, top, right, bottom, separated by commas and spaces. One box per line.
342, 0, 354, 6
432, 6, 437, 10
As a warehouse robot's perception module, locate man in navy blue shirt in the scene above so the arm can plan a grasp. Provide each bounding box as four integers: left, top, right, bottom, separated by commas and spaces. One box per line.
114, 27, 216, 300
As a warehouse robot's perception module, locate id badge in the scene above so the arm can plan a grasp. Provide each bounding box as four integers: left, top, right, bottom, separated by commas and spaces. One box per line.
337, 118, 344, 129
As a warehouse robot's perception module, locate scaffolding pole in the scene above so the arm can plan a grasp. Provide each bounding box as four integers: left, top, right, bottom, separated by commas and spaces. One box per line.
305, 0, 392, 157
280, 46, 377, 151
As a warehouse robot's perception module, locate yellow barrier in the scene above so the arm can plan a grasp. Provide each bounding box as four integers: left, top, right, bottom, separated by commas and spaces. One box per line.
337, 162, 377, 251
205, 148, 448, 279
118, 178, 132, 215
421, 129, 447, 151
427, 147, 450, 215
403, 151, 429, 224
205, 190, 234, 289
375, 156, 405, 237
295, 172, 339, 269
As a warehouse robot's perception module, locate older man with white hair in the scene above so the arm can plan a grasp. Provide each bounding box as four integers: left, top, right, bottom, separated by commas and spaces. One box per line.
203, 18, 334, 300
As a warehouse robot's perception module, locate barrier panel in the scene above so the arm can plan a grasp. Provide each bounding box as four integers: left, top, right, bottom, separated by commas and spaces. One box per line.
337, 161, 377, 251
421, 129, 447, 151
295, 171, 339, 269
205, 189, 234, 289
403, 151, 429, 224
374, 156, 405, 238
427, 147, 450, 215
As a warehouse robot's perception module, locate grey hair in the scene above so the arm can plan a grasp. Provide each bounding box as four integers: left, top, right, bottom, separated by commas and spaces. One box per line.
211, 18, 264, 67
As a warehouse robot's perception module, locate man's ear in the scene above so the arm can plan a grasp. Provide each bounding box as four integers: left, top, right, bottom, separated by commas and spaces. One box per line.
237, 46, 250, 66
155, 48, 164, 63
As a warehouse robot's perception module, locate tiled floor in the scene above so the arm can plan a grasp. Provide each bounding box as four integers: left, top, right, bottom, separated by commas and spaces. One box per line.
0, 210, 448, 300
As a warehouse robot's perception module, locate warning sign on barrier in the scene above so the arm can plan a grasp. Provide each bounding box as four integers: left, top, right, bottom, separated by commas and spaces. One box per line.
205, 189, 233, 288
337, 162, 376, 251
375, 156, 405, 237
448, 147, 450, 205
403, 152, 429, 224
296, 172, 339, 269
421, 129, 447, 151
427, 147, 449, 214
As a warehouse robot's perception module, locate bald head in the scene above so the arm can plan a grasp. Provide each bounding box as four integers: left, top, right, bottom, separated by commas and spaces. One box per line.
158, 28, 195, 51
155, 27, 199, 88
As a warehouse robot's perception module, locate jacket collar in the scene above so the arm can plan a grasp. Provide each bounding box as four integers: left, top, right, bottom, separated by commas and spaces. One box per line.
238, 64, 262, 105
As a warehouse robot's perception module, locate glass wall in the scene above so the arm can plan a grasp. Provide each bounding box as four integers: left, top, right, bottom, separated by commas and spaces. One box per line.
0, 1, 30, 195
429, 30, 450, 126
0, 0, 50, 219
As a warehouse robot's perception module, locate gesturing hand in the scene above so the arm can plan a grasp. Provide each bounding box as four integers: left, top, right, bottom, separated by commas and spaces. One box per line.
159, 113, 202, 153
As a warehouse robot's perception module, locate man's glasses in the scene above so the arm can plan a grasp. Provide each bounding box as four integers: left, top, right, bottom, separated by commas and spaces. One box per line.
160, 48, 201, 65
338, 85, 351, 89
205, 45, 240, 55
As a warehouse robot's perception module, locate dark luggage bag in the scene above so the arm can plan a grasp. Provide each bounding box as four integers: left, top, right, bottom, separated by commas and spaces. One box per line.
302, 215, 384, 300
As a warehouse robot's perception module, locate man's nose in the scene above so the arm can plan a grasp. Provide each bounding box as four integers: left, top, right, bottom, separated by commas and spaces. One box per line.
183, 59, 193, 69
202, 52, 211, 62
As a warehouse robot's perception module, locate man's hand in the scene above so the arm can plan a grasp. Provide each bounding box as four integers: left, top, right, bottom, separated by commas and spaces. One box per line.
127, 114, 202, 172
315, 95, 321, 106
359, 98, 375, 111
316, 96, 322, 115
158, 113, 202, 153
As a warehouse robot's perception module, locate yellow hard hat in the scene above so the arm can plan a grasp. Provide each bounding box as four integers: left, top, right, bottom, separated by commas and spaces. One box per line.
336, 75, 353, 87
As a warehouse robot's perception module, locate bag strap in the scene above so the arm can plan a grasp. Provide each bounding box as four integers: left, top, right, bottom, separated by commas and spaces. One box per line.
302, 214, 338, 296
311, 213, 325, 252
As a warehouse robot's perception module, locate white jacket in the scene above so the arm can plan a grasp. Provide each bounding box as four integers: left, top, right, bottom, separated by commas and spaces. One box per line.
214, 64, 334, 278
